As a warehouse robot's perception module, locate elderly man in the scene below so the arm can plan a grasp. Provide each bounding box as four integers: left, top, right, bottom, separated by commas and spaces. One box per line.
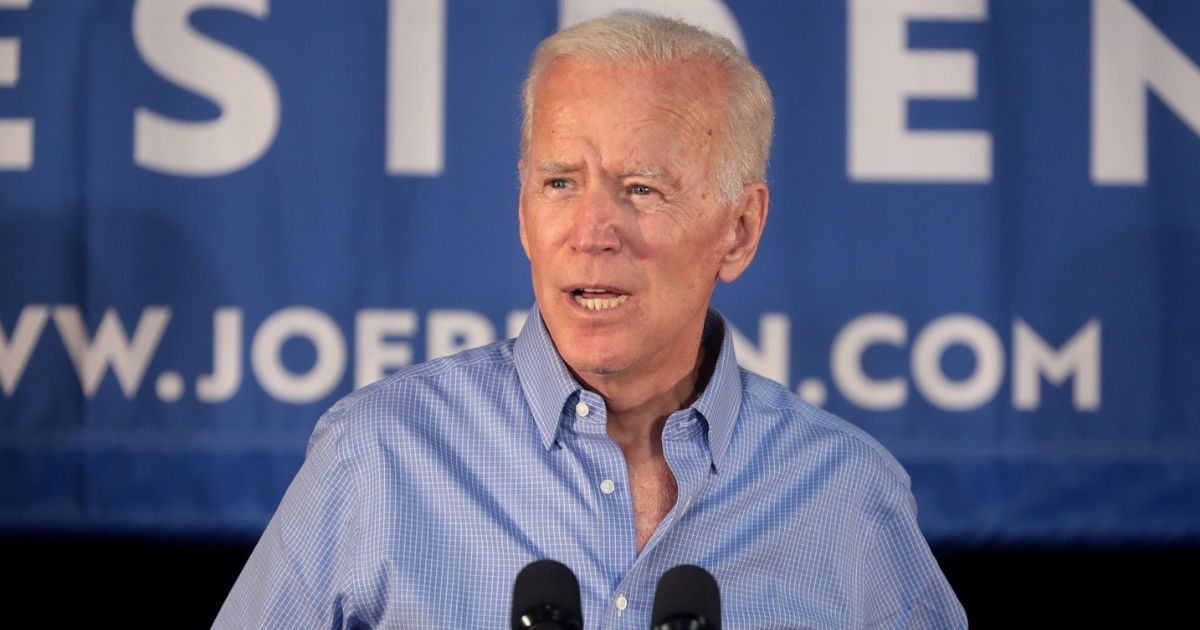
216, 14, 966, 629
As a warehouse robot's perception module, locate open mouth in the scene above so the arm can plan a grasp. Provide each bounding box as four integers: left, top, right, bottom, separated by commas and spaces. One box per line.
570, 288, 630, 311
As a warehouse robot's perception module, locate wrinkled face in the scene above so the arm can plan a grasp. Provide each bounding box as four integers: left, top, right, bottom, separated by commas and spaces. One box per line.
519, 58, 759, 382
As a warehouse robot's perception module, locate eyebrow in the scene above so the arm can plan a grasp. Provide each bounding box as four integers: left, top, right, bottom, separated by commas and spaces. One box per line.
535, 160, 579, 175
534, 161, 680, 188
628, 166, 664, 179
627, 166, 680, 189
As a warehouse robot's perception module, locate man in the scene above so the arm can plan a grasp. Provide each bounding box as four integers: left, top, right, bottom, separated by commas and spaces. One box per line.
216, 14, 966, 628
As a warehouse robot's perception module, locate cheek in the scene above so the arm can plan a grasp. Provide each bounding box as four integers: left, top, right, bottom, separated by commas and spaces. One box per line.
523, 222, 567, 286
523, 202, 573, 246
520, 212, 549, 253
666, 232, 728, 293
680, 221, 729, 262
655, 251, 709, 299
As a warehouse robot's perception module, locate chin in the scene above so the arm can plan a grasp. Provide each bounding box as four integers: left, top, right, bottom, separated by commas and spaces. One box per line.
563, 354, 624, 378
576, 365, 618, 377
559, 345, 633, 379
541, 308, 641, 377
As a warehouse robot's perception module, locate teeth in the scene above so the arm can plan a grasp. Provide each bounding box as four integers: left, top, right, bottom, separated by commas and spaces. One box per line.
573, 294, 629, 310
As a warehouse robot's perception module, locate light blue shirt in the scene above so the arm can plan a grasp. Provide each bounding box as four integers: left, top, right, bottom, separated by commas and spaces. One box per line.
215, 307, 966, 628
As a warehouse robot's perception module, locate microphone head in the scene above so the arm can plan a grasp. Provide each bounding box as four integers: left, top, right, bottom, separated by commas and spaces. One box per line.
511, 559, 583, 630
651, 564, 721, 630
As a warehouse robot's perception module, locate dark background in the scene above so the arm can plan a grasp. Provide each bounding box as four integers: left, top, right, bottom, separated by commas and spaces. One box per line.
5, 534, 1195, 628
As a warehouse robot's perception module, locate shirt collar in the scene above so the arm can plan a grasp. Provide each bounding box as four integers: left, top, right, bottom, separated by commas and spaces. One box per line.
513, 306, 581, 450
690, 310, 741, 470
513, 305, 742, 468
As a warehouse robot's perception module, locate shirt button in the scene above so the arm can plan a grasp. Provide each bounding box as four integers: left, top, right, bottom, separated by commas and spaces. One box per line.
600, 479, 615, 495
614, 594, 628, 612
575, 402, 590, 417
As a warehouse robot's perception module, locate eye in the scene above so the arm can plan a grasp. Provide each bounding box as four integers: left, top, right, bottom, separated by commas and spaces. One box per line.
628, 183, 655, 196
546, 178, 570, 190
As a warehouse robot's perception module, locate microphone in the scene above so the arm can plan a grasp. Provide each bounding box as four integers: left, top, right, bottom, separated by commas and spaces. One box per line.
511, 559, 584, 630
650, 564, 721, 630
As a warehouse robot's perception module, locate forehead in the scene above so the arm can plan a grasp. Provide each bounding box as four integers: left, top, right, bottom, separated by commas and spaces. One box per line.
537, 55, 728, 98
529, 57, 729, 150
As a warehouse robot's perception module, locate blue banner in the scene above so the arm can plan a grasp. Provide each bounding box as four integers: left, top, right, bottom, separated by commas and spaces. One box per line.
1, 0, 1198, 545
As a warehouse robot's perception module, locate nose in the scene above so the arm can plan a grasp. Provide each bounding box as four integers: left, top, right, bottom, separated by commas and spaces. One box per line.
569, 186, 622, 255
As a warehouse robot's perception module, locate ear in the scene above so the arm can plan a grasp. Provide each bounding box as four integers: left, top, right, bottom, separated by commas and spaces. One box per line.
517, 160, 532, 260
717, 182, 769, 283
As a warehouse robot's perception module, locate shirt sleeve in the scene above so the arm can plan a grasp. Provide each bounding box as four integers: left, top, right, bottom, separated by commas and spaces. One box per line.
212, 407, 361, 629
859, 472, 968, 629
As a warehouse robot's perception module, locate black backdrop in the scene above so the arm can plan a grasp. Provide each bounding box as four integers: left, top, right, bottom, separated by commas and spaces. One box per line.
5, 535, 1196, 628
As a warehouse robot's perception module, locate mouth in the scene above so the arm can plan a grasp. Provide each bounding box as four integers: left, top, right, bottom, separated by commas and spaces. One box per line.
567, 287, 630, 311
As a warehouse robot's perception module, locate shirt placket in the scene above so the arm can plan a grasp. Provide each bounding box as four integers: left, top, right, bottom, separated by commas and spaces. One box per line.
561, 390, 642, 627
574, 401, 714, 629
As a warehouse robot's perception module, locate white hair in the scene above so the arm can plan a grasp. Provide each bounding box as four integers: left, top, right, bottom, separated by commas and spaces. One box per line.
520, 13, 775, 206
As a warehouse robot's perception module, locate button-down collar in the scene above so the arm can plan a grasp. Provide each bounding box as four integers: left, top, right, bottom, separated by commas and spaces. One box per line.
513, 305, 742, 470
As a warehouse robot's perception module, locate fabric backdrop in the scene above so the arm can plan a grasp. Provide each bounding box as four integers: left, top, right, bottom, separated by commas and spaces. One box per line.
1, 0, 1198, 546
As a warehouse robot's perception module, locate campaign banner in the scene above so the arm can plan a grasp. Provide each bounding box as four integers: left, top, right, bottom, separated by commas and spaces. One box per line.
1, 0, 1197, 545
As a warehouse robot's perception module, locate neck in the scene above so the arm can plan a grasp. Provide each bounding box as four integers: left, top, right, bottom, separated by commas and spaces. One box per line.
574, 338, 716, 457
